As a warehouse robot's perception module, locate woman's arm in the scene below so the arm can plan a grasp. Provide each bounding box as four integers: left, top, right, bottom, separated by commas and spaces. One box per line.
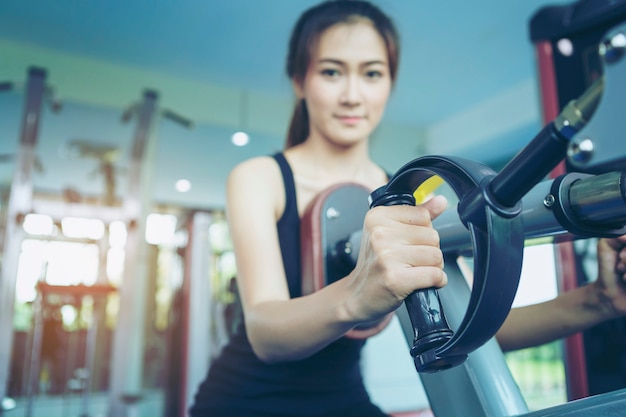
227, 157, 448, 363
496, 235, 626, 352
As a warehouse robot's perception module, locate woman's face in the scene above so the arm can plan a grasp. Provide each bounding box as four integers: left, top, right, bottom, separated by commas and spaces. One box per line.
295, 21, 392, 147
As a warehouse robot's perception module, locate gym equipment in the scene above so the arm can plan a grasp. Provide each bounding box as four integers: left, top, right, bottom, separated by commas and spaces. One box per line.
531, 1, 626, 399
381, 16, 626, 417
0, 66, 195, 416
369, 74, 612, 373
24, 282, 116, 417
0, 67, 61, 408
369, 10, 626, 375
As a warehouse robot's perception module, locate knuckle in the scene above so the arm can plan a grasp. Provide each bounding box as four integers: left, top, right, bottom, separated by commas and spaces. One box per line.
424, 267, 446, 287
425, 228, 440, 246
412, 206, 430, 224
365, 206, 385, 225
430, 248, 444, 266
434, 269, 448, 287
368, 226, 392, 249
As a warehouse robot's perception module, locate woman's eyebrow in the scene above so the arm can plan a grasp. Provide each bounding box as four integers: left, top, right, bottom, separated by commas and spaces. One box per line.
316, 58, 387, 66
316, 58, 345, 66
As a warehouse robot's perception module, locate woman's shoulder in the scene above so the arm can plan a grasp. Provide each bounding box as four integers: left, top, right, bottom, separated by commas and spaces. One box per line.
227, 155, 286, 220
229, 155, 281, 181
227, 155, 285, 198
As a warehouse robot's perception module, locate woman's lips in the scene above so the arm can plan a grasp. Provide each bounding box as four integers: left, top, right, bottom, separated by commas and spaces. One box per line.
337, 115, 364, 125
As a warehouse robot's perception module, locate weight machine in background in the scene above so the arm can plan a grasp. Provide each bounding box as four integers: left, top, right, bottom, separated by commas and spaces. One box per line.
530, 0, 626, 401
382, 2, 626, 415
0, 66, 197, 417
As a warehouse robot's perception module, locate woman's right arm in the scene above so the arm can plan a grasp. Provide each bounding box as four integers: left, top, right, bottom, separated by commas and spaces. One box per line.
226, 157, 448, 363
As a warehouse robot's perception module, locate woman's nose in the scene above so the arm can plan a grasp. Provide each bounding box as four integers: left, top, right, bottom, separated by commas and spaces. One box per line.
339, 76, 362, 106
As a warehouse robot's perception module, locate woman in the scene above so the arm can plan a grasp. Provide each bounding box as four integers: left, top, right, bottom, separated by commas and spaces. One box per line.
190, 1, 626, 416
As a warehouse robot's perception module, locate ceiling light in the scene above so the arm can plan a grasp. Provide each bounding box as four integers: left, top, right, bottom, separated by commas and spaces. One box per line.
176, 179, 192, 193
231, 131, 249, 146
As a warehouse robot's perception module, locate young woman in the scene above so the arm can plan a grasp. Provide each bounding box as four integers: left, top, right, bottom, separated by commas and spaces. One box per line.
189, 1, 626, 416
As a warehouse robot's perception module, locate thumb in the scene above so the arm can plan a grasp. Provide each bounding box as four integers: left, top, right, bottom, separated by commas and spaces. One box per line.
419, 194, 448, 220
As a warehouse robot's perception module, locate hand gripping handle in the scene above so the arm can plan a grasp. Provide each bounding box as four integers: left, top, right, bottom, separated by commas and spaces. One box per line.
369, 155, 525, 373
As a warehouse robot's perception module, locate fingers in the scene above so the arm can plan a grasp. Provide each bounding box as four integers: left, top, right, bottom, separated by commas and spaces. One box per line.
347, 201, 448, 321
616, 236, 626, 274
617, 247, 626, 275
405, 266, 448, 289
368, 198, 445, 228
597, 238, 626, 287
362, 204, 447, 290
366, 207, 441, 248
378, 241, 444, 269
418, 194, 448, 220
605, 234, 626, 250
600, 235, 626, 275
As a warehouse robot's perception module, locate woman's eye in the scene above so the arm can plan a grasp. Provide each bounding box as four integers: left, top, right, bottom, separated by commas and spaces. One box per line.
321, 68, 340, 78
365, 70, 383, 80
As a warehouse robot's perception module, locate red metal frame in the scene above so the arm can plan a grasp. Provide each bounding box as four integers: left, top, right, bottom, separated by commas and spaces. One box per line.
534, 40, 589, 401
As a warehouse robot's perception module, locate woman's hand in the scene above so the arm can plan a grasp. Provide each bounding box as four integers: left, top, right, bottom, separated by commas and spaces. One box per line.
594, 234, 626, 319
342, 195, 448, 324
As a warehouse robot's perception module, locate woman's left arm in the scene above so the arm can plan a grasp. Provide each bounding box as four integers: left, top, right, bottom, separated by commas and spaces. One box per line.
496, 235, 626, 352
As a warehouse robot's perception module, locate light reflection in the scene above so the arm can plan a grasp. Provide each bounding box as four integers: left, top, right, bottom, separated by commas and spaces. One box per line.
60, 304, 78, 327
23, 213, 55, 236
209, 221, 232, 253
61, 217, 105, 240
146, 213, 177, 245
109, 220, 127, 248
15, 240, 99, 302
107, 247, 125, 287
556, 38, 573, 57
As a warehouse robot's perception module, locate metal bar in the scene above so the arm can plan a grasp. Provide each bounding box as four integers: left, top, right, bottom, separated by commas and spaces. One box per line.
521, 388, 626, 416
0, 66, 47, 406
107, 90, 159, 417
24, 288, 44, 417
179, 211, 213, 417
435, 173, 626, 255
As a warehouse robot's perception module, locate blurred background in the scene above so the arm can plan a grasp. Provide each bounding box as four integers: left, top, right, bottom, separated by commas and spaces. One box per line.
1, 0, 625, 416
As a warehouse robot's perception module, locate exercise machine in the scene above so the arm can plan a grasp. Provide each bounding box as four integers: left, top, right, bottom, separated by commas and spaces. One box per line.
313, 5, 626, 416
372, 14, 626, 417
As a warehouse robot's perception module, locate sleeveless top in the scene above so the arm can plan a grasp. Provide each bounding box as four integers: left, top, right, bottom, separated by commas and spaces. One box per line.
189, 153, 380, 417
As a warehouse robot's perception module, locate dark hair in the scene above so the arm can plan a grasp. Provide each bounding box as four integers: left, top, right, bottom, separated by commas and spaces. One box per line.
284, 0, 400, 148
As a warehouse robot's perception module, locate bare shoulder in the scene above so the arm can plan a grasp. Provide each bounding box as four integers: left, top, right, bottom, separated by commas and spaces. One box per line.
228, 155, 281, 188
227, 155, 285, 217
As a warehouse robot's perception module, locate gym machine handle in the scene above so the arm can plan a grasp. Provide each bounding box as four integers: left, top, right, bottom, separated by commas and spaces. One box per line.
368, 75, 604, 374
369, 156, 524, 373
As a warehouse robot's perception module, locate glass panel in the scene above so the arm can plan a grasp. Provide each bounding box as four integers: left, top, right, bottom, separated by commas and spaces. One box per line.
504, 243, 567, 411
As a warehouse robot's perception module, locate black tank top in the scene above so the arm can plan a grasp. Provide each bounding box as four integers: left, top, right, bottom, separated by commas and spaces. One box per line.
189, 153, 384, 417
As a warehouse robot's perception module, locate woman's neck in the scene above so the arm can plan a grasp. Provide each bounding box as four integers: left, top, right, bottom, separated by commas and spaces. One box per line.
289, 141, 372, 180
284, 140, 388, 215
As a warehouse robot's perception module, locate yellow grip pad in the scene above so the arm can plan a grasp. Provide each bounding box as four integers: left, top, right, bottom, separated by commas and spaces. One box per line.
413, 175, 444, 204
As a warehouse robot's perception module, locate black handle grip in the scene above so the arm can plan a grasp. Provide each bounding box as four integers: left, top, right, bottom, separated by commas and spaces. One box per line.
369, 189, 466, 372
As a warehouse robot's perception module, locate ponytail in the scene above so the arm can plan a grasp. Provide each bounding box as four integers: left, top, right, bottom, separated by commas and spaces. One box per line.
284, 98, 309, 149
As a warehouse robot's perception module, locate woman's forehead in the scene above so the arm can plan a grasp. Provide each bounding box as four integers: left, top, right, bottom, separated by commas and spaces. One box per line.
313, 22, 388, 64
